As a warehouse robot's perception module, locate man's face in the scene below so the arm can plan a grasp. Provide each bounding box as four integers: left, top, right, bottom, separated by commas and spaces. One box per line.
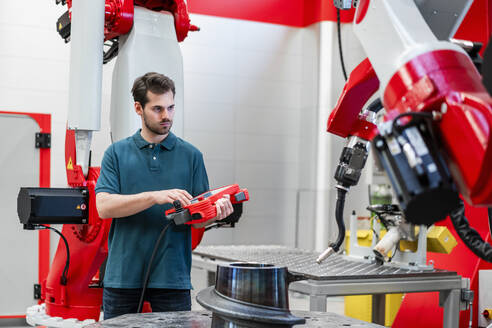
137, 90, 175, 136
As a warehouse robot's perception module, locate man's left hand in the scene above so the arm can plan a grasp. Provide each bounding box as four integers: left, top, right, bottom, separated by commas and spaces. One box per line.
214, 195, 234, 221
192, 195, 234, 228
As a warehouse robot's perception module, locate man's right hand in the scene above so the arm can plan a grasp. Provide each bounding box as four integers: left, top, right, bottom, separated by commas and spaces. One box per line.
152, 189, 192, 206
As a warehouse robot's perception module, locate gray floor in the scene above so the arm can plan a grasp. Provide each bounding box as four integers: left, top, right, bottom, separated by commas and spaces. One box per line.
0, 267, 345, 328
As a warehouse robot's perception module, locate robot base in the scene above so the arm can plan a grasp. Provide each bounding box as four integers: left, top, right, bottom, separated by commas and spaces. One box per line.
26, 303, 100, 328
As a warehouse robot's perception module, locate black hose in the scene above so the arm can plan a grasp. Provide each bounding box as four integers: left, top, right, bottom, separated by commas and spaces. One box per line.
391, 111, 433, 135
337, 8, 348, 81
449, 201, 492, 262
489, 208, 492, 240
330, 188, 348, 252
137, 222, 173, 313
367, 98, 383, 113
39, 225, 69, 285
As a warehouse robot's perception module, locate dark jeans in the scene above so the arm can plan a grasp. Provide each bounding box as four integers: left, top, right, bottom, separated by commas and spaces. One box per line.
103, 287, 191, 320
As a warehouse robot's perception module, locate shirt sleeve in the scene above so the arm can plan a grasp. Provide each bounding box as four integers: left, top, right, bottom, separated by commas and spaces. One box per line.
192, 152, 210, 197
95, 145, 121, 194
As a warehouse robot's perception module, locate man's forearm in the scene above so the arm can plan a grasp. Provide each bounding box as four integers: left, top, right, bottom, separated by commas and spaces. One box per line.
96, 192, 156, 219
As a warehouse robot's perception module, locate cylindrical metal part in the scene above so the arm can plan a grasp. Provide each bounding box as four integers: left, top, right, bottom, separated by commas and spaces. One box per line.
316, 247, 335, 264
215, 263, 290, 310
373, 226, 401, 262
67, 0, 105, 132
196, 263, 306, 325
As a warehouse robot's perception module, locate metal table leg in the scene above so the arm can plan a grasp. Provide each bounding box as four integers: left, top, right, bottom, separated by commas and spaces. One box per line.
440, 289, 461, 328
372, 294, 386, 325
309, 295, 327, 311
207, 271, 215, 287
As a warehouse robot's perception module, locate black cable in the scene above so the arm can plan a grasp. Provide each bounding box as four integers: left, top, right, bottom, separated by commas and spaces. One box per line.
204, 222, 227, 231
88, 150, 92, 169
330, 188, 348, 252
372, 227, 379, 241
367, 184, 372, 205
449, 201, 492, 262
391, 112, 433, 135
103, 38, 119, 64
137, 222, 173, 313
367, 98, 383, 113
337, 8, 348, 81
39, 225, 70, 285
489, 208, 492, 240
387, 246, 398, 263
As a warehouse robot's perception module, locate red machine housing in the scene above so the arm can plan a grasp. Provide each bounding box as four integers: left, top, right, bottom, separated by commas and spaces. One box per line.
44, 166, 111, 321
134, 0, 199, 42
327, 58, 379, 141
38, 129, 113, 321
36, 130, 111, 320
64, 0, 197, 42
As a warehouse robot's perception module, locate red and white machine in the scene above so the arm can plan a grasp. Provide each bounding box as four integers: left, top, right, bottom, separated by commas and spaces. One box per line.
319, 0, 492, 261
320, 0, 492, 326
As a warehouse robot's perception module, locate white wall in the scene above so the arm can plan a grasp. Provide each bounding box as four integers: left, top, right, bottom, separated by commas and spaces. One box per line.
1, 1, 68, 188
181, 15, 305, 246
295, 21, 370, 251
0, 2, 372, 254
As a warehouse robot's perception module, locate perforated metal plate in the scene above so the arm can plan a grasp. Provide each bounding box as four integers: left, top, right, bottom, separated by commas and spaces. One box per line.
193, 245, 457, 280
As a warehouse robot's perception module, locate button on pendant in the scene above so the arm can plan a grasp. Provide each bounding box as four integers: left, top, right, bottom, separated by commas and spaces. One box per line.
153, 156, 156, 160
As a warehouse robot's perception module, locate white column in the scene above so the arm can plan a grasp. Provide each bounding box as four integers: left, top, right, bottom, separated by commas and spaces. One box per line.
67, 0, 105, 132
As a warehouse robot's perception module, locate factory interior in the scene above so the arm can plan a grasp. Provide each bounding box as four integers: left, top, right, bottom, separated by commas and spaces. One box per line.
1, 0, 492, 327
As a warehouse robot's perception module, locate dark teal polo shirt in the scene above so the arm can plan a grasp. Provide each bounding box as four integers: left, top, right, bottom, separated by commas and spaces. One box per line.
95, 130, 209, 289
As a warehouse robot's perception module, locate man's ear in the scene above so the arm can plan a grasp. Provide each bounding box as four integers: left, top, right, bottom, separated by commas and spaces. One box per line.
135, 102, 143, 116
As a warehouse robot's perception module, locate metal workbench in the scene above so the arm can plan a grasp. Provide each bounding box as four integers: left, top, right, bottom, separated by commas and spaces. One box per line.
192, 245, 467, 328
85, 310, 384, 327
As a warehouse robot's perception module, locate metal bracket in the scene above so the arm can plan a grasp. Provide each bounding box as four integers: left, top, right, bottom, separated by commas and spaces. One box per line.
35, 132, 51, 148
34, 284, 41, 299
334, 0, 353, 10
460, 278, 473, 311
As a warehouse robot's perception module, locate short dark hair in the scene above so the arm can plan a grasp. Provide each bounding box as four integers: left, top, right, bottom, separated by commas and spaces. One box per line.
131, 72, 176, 109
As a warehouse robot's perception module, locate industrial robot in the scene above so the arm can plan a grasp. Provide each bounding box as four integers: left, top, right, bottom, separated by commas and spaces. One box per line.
317, 0, 492, 326
317, 0, 492, 266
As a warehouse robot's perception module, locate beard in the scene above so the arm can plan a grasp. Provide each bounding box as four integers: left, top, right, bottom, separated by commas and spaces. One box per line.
142, 111, 173, 135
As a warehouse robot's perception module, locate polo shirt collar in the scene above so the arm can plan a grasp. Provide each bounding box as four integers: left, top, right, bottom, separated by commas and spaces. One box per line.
132, 130, 177, 150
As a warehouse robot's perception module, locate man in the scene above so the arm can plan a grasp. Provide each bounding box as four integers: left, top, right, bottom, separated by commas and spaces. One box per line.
95, 72, 233, 319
